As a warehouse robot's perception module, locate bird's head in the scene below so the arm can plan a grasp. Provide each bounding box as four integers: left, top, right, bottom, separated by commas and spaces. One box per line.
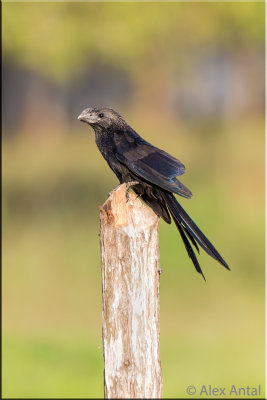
78, 107, 126, 130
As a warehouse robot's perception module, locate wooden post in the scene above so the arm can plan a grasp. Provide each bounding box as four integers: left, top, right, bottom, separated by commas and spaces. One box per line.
100, 183, 162, 399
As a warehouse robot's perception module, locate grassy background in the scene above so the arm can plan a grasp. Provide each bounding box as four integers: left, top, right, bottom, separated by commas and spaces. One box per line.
3, 116, 264, 398
2, 2, 264, 398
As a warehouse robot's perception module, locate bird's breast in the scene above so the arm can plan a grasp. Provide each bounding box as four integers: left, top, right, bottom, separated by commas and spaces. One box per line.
94, 129, 125, 181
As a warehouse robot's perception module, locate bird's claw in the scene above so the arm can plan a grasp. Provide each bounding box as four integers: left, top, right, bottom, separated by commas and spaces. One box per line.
125, 181, 139, 202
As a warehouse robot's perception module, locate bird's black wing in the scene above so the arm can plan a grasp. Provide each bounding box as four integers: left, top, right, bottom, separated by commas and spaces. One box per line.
114, 129, 192, 198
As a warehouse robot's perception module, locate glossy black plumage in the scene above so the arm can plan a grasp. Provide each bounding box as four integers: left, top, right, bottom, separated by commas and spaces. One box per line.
78, 106, 229, 279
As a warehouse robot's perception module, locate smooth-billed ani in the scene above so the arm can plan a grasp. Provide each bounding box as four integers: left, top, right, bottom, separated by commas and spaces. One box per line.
78, 106, 229, 279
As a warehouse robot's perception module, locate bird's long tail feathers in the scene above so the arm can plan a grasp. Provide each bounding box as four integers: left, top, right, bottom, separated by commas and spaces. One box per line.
162, 192, 229, 279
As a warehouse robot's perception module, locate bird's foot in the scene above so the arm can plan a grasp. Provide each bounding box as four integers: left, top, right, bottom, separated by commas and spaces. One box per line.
125, 181, 139, 202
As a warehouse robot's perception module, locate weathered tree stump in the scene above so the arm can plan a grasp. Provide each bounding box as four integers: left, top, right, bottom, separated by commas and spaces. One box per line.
100, 183, 162, 399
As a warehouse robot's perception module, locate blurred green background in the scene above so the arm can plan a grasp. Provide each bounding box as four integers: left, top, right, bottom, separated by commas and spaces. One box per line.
2, 2, 264, 398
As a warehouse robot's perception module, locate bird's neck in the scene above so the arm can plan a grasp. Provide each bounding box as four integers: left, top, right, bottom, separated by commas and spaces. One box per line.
94, 126, 114, 157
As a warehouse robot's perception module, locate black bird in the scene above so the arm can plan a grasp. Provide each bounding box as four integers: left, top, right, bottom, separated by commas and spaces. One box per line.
78, 106, 229, 279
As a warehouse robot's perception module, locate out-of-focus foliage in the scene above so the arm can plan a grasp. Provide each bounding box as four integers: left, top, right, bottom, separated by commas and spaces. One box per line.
3, 2, 264, 83
3, 119, 264, 398
2, 2, 265, 398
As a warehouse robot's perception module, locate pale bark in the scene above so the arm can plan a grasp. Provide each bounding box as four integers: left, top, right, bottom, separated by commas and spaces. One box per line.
100, 183, 162, 399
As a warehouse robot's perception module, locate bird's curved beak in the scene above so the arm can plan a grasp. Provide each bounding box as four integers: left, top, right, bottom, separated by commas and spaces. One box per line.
78, 108, 98, 125
77, 109, 89, 123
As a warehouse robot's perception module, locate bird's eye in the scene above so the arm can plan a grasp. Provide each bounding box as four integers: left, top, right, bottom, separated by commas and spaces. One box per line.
98, 113, 104, 118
